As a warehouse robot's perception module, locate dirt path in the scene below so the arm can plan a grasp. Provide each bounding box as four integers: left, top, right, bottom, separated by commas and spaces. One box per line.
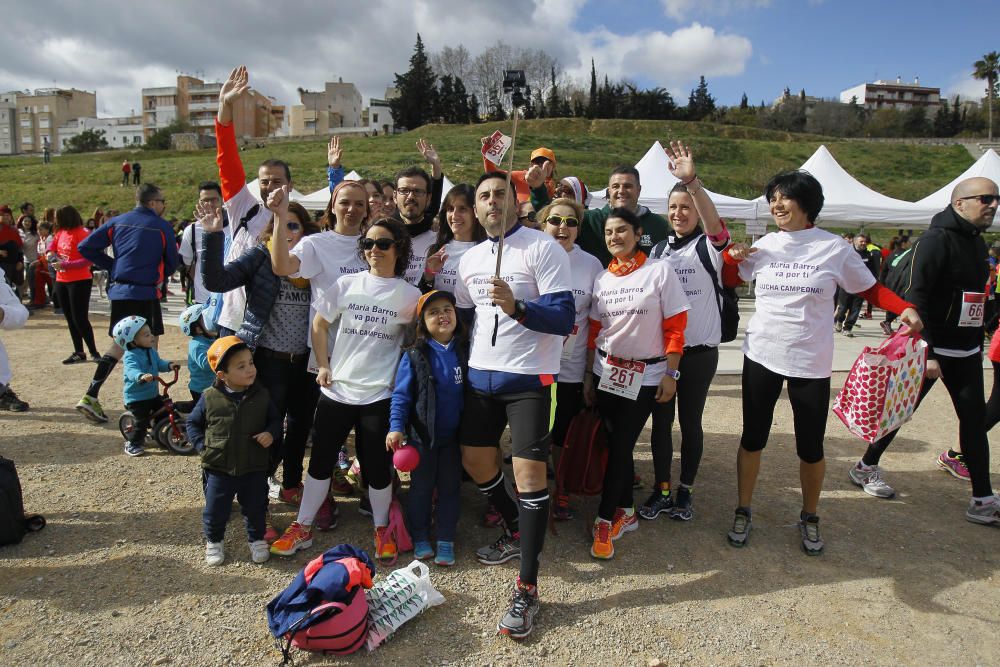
1, 309, 997, 666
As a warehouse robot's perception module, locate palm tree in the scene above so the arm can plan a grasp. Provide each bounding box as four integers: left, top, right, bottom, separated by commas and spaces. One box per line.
973, 51, 1000, 141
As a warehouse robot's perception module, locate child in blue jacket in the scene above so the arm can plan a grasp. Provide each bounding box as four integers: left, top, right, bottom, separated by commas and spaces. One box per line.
387, 291, 467, 566
178, 303, 218, 402
114, 315, 179, 457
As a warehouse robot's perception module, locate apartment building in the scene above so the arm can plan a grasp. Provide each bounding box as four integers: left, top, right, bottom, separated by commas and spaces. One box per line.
142, 75, 279, 139
289, 78, 363, 136
13, 88, 96, 154
57, 115, 144, 150
0, 93, 17, 155
840, 77, 941, 111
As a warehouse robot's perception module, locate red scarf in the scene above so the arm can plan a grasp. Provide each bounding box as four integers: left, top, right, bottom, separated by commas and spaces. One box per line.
608, 251, 647, 277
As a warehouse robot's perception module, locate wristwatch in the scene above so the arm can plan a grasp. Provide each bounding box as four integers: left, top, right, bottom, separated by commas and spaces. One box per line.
664, 368, 681, 380
511, 299, 528, 323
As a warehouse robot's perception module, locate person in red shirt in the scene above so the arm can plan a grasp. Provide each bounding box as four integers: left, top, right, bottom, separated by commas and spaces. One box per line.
0, 205, 23, 288
50, 206, 100, 363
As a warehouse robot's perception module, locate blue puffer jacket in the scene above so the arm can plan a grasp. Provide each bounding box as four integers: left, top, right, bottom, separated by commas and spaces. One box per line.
200, 231, 278, 350
79, 206, 180, 301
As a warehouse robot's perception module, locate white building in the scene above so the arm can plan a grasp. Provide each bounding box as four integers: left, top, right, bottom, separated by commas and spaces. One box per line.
840, 77, 940, 111
367, 98, 394, 135
57, 116, 144, 151
0, 93, 17, 155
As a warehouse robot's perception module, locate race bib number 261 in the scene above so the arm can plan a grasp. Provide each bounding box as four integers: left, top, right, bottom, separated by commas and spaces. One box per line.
598, 355, 646, 400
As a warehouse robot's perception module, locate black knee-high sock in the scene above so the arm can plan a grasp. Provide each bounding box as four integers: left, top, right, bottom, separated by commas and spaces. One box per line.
87, 355, 119, 398
478, 471, 519, 534
517, 488, 549, 586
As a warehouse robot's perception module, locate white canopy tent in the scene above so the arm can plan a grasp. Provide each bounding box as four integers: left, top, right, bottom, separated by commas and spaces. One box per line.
917, 149, 1000, 211
294, 171, 456, 211
752, 145, 938, 228
587, 141, 760, 220
242, 179, 307, 203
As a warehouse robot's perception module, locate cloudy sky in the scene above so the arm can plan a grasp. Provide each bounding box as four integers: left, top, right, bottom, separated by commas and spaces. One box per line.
2, 0, 996, 117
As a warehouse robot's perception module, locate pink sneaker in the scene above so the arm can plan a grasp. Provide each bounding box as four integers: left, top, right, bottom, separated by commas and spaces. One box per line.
937, 451, 970, 481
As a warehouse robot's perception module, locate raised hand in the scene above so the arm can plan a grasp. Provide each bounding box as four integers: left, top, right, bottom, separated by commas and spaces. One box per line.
417, 138, 440, 168
665, 140, 696, 183
195, 201, 224, 233
266, 185, 290, 216
328, 136, 342, 168
525, 164, 545, 189
219, 65, 249, 107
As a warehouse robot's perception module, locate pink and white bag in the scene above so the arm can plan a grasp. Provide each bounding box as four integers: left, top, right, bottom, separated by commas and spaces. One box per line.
833, 331, 928, 443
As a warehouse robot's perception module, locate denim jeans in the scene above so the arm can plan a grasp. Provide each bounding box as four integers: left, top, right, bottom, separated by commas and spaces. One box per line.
202, 469, 268, 542
406, 442, 462, 542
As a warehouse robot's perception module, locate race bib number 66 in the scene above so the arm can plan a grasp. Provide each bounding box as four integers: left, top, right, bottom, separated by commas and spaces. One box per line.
598, 355, 646, 400
958, 292, 986, 328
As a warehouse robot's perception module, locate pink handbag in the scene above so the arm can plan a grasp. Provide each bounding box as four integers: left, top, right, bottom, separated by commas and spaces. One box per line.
286, 586, 369, 656
833, 331, 928, 443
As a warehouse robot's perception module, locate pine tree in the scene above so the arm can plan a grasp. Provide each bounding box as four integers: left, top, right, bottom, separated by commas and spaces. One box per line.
388, 34, 439, 130
740, 93, 749, 110
547, 66, 562, 118
951, 95, 963, 135
687, 76, 716, 121
453, 77, 470, 124
436, 75, 454, 123
587, 59, 598, 119
468, 93, 482, 123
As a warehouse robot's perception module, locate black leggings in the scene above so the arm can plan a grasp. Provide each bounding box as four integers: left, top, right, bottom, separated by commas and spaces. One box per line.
54, 279, 98, 356
309, 394, 392, 491
865, 353, 993, 497
650, 346, 719, 487
596, 381, 659, 521
740, 356, 830, 464
551, 381, 584, 449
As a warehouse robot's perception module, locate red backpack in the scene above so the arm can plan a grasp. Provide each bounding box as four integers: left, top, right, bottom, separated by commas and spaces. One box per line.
555, 408, 608, 497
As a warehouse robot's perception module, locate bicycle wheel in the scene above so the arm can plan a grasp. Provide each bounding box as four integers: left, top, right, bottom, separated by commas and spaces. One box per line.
118, 411, 137, 441
154, 416, 195, 455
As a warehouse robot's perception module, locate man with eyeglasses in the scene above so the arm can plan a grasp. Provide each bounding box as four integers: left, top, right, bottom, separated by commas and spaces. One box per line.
179, 182, 226, 306
75, 183, 180, 423
848, 177, 1000, 526
392, 138, 443, 285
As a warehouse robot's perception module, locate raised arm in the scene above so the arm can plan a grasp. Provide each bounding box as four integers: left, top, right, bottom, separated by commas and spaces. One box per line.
666, 140, 725, 244
215, 66, 250, 202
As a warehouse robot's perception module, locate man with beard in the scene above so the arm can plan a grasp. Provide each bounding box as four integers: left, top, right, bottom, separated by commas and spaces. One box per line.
454, 172, 573, 639
391, 138, 443, 285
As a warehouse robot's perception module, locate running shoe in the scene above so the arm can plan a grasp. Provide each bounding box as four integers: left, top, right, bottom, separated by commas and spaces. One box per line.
799, 514, 824, 555
434, 541, 455, 567
497, 578, 540, 640
669, 487, 693, 521
414, 540, 434, 560
610, 507, 638, 540
638, 489, 673, 520
249, 539, 271, 564
965, 495, 1000, 525
476, 533, 521, 565
0, 388, 29, 412
880, 321, 893, 336
553, 493, 574, 521
834, 323, 843, 333
590, 519, 614, 559
76, 394, 108, 423
937, 451, 970, 481
482, 503, 503, 528
727, 507, 752, 547
205, 541, 225, 566
329, 467, 354, 496
270, 522, 314, 556
278, 483, 304, 505
263, 523, 280, 545
848, 462, 895, 499
62, 352, 87, 365
374, 526, 397, 561
123, 441, 145, 457
844, 329, 855, 338
314, 497, 339, 531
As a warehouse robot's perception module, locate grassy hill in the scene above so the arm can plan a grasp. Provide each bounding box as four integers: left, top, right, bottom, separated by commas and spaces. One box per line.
0, 118, 973, 222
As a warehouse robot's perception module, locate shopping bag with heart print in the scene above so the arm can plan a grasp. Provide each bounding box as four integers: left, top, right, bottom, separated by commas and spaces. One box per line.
832, 331, 927, 443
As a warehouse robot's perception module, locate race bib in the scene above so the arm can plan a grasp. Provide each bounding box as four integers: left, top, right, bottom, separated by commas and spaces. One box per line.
561, 325, 579, 362
598, 355, 646, 400
958, 292, 986, 328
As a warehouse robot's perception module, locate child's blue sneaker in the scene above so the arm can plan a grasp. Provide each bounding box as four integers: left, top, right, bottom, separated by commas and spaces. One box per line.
124, 441, 145, 457
413, 540, 434, 560
434, 541, 455, 567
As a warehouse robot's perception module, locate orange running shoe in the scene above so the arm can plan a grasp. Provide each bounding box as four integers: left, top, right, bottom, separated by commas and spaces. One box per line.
610, 507, 638, 541
269, 522, 314, 556
590, 519, 614, 559
374, 526, 397, 561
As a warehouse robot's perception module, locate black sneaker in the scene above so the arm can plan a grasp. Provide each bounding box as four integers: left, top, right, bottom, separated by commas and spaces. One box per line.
638, 489, 673, 520
727, 507, 751, 547
476, 533, 520, 565
669, 487, 693, 521
497, 579, 539, 640
62, 352, 87, 364
0, 388, 29, 412
799, 513, 824, 556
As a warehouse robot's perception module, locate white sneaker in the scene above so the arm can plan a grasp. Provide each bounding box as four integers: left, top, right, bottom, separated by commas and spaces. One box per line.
205, 541, 225, 566
848, 462, 895, 499
965, 495, 1000, 526
249, 539, 271, 563
267, 476, 281, 500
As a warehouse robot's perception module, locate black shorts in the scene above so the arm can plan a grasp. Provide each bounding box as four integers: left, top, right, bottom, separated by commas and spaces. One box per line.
459, 388, 551, 462
109, 299, 164, 337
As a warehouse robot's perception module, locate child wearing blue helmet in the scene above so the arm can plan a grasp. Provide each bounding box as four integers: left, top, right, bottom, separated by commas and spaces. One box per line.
114, 315, 179, 457
178, 303, 218, 402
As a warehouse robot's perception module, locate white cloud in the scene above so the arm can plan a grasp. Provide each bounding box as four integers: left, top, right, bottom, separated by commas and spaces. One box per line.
944, 74, 989, 102
659, 0, 772, 21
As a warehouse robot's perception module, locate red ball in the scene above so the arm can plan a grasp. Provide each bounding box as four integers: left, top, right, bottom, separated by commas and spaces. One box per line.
393, 445, 420, 472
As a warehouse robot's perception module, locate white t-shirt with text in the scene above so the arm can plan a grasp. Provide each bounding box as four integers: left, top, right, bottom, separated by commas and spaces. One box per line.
433, 240, 477, 294
560, 246, 604, 383
404, 228, 436, 285
652, 235, 725, 348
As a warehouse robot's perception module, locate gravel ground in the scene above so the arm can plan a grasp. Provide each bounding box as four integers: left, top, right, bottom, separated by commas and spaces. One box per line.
1, 309, 998, 666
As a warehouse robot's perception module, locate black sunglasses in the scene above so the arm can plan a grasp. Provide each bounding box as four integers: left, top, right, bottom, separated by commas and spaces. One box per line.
361, 237, 397, 251
545, 214, 579, 228
958, 194, 1000, 206
285, 222, 301, 231
518, 211, 537, 222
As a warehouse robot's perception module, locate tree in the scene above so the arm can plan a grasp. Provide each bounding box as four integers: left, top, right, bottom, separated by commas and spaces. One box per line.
687, 75, 716, 121
389, 34, 439, 131
740, 93, 749, 110
951, 95, 963, 135
903, 105, 930, 137
468, 93, 482, 122
63, 128, 108, 153
430, 45, 472, 82
587, 59, 598, 119
546, 66, 562, 118
145, 119, 193, 150
973, 51, 999, 140
933, 98, 956, 137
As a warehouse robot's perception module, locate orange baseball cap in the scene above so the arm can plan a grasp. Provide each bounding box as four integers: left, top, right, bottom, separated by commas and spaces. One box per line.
206, 335, 248, 373
416, 290, 456, 318
530, 148, 556, 164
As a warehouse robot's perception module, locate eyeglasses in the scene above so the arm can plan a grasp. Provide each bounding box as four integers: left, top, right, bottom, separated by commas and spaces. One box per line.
397, 187, 427, 198
286, 222, 302, 232
361, 237, 397, 251
518, 211, 537, 223
545, 214, 579, 228
958, 194, 1000, 206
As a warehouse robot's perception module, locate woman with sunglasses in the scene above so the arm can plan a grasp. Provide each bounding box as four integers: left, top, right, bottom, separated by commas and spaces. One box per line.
585, 208, 690, 559
640, 141, 729, 522
200, 196, 323, 536
420, 184, 486, 294
271, 218, 421, 561
537, 196, 603, 520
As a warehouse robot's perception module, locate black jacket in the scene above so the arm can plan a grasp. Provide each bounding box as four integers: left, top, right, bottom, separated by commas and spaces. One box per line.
903, 206, 989, 356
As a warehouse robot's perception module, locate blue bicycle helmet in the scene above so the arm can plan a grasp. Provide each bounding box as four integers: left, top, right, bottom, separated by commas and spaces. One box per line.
112, 315, 148, 349
178, 303, 215, 338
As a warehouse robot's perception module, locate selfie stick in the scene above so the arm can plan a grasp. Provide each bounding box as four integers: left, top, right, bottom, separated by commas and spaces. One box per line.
493, 109, 520, 281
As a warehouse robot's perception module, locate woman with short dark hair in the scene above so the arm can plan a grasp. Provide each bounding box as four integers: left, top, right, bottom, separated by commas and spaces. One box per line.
51, 206, 100, 363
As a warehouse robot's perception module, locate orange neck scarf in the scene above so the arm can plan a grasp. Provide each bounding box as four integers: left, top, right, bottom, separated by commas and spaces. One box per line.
608, 251, 647, 277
